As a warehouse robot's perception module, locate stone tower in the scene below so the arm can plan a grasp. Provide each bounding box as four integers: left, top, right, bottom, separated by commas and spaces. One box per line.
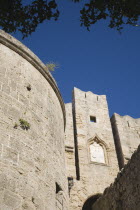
65, 88, 119, 210
0, 30, 68, 210
0, 30, 140, 210
111, 113, 140, 169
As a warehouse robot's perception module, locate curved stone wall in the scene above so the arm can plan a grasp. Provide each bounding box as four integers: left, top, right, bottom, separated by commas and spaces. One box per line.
0, 30, 68, 210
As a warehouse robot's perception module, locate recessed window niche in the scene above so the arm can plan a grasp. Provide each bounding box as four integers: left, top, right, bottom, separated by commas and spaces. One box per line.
90, 141, 105, 164
90, 116, 96, 123
56, 183, 63, 209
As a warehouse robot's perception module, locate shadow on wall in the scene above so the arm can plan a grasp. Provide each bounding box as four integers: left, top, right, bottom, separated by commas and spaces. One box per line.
82, 194, 102, 210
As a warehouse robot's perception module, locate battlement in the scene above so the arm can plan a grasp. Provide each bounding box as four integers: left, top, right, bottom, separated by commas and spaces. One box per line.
0, 31, 139, 210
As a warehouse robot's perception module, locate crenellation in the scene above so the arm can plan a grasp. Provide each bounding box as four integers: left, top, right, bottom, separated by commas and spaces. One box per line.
65, 87, 119, 210
0, 30, 140, 210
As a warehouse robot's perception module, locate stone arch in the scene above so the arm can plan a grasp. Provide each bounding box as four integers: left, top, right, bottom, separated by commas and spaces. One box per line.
88, 135, 108, 165
82, 193, 102, 210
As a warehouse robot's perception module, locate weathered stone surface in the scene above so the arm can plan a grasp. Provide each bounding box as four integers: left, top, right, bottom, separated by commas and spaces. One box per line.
65, 88, 119, 210
3, 190, 21, 209
0, 30, 68, 210
65, 103, 76, 179
2, 146, 18, 164
92, 145, 140, 210
0, 29, 140, 210
111, 113, 140, 168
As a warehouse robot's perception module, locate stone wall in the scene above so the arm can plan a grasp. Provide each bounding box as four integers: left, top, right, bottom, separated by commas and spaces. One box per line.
1, 29, 140, 210
92, 144, 140, 210
0, 30, 68, 210
65, 103, 76, 179
66, 88, 118, 210
111, 113, 140, 168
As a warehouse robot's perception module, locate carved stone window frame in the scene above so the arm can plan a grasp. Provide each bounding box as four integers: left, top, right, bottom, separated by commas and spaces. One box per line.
88, 136, 108, 166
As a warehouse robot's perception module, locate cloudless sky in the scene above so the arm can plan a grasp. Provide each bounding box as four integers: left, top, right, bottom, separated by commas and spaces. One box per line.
10, 1, 140, 118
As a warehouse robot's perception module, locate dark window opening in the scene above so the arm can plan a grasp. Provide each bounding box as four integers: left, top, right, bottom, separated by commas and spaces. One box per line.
56, 182, 63, 209
90, 116, 96, 123
56, 182, 62, 194
68, 177, 74, 189
68, 177, 74, 195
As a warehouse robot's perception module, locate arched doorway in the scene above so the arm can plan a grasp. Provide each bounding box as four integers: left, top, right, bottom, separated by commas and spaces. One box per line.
82, 194, 102, 210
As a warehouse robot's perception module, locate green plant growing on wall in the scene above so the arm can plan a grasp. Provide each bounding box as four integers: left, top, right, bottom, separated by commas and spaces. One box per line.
19, 119, 30, 130
45, 62, 59, 71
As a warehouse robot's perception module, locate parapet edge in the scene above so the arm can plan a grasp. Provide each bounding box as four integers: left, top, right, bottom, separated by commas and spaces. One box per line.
73, 87, 106, 97
0, 30, 66, 128
111, 113, 140, 121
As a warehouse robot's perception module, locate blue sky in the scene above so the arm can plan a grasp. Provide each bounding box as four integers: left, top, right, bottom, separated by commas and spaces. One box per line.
12, 1, 140, 118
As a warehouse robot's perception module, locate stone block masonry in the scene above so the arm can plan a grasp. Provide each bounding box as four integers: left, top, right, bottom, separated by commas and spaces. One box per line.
0, 29, 140, 210
111, 113, 140, 169
92, 144, 140, 210
65, 88, 119, 210
0, 30, 68, 210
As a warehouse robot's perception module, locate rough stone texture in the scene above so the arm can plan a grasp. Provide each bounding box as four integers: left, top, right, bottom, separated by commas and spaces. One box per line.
1, 30, 140, 210
92, 144, 140, 210
65, 103, 76, 179
0, 30, 68, 210
66, 88, 119, 210
111, 113, 140, 167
